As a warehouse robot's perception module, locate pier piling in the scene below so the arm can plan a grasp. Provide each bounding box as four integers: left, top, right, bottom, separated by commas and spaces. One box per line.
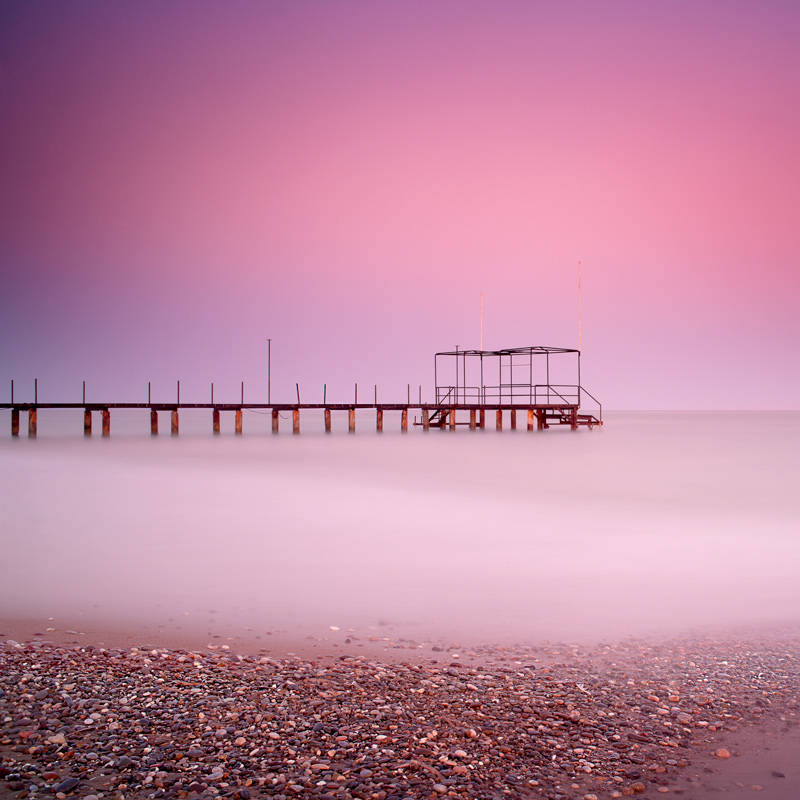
496, 409, 503, 431
102, 409, 110, 437
272, 409, 279, 433
527, 408, 534, 431
401, 408, 408, 432
11, 408, 19, 436
213, 408, 220, 434
324, 408, 331, 432
84, 409, 92, 436
28, 409, 37, 438
235, 409, 243, 435
293, 408, 300, 434
469, 409, 476, 430
348, 408, 356, 433
480, 409, 486, 429
511, 409, 517, 430
171, 410, 179, 436
449, 408, 456, 430
151, 409, 158, 435
376, 408, 383, 432
422, 408, 429, 430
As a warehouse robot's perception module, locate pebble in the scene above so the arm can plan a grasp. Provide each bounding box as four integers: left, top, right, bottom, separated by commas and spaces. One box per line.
1, 629, 798, 799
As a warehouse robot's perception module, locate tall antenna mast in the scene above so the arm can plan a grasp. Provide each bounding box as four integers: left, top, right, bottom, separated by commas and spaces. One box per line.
578, 261, 582, 352
480, 290, 483, 351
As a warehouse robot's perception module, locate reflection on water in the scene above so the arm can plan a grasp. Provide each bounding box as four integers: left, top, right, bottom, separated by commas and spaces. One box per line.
2, 410, 799, 641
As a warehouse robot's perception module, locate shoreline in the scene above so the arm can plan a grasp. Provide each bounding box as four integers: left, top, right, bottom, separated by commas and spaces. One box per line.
2, 619, 799, 799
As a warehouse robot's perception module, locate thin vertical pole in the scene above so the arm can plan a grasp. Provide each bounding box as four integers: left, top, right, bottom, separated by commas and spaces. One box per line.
407, 383, 410, 404
355, 383, 358, 404
296, 383, 300, 404
267, 338, 271, 404
578, 261, 582, 353
480, 290, 483, 351
177, 380, 180, 405
211, 382, 214, 404
83, 381, 86, 404
455, 345, 459, 405
35, 378, 38, 404
324, 384, 327, 404
434, 355, 438, 403
241, 381, 244, 404
374, 384, 377, 406
11, 379, 13, 404
148, 381, 151, 405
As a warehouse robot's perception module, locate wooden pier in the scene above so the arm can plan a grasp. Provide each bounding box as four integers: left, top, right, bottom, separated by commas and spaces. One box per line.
4, 346, 603, 437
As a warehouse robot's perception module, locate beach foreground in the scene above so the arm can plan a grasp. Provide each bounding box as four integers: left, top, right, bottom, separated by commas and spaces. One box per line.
1, 622, 798, 800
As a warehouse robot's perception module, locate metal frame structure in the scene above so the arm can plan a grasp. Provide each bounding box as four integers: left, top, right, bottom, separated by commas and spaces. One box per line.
434, 345, 599, 413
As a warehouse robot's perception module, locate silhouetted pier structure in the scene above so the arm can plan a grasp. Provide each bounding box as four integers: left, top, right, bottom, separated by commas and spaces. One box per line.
5, 347, 602, 437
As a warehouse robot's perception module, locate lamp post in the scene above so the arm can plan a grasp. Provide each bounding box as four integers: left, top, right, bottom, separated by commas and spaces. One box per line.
267, 338, 271, 404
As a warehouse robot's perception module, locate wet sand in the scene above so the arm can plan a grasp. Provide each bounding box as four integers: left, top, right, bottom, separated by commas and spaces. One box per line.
1, 616, 798, 800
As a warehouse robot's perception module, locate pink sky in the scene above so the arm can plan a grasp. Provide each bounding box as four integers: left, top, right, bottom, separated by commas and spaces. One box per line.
2, 1, 799, 409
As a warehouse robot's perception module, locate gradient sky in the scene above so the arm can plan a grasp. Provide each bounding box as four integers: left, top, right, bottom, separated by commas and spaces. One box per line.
2, 1, 798, 410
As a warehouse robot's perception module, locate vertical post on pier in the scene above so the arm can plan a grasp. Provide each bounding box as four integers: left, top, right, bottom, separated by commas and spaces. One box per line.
422, 408, 430, 430
272, 408, 279, 433
324, 408, 331, 433
235, 408, 243, 435
527, 408, 534, 431
83, 381, 86, 404
241, 382, 244, 405
84, 409, 92, 436
449, 408, 456, 430
28, 409, 37, 438
151, 409, 158, 435
401, 408, 408, 432
536, 408, 545, 430
348, 408, 356, 433
11, 408, 20, 436
469, 409, 476, 430
213, 408, 220, 434
148, 382, 151, 405
35, 378, 38, 405
293, 408, 300, 434
496, 409, 503, 430
479, 409, 486, 429
510, 409, 517, 430
102, 409, 110, 437
570, 407, 578, 431
171, 409, 179, 436
376, 408, 383, 432
177, 381, 180, 405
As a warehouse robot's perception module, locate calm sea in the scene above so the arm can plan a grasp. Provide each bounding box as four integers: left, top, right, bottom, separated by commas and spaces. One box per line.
2, 410, 798, 643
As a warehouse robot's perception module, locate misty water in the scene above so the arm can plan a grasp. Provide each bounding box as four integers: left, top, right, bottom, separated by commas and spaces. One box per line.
2, 410, 799, 644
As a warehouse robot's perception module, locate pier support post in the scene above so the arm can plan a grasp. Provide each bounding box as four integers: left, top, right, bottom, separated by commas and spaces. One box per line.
422, 408, 429, 430
536, 409, 545, 430
151, 409, 158, 435
469, 409, 476, 430
84, 409, 92, 436
496, 409, 503, 430
324, 408, 331, 433
527, 408, 534, 432
376, 408, 383, 432
570, 407, 578, 431
293, 408, 300, 434
449, 408, 456, 430
28, 409, 37, 437
235, 409, 243, 435
213, 408, 220, 434
272, 409, 279, 433
479, 409, 486, 429
401, 408, 408, 432
102, 409, 110, 437
510, 409, 517, 430
171, 409, 179, 436
348, 408, 356, 433
11, 408, 19, 436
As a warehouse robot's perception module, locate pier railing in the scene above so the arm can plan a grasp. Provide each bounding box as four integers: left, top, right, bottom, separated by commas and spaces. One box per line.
435, 383, 581, 406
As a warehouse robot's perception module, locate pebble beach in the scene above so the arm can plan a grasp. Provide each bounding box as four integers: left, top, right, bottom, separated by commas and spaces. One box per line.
2, 621, 798, 800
